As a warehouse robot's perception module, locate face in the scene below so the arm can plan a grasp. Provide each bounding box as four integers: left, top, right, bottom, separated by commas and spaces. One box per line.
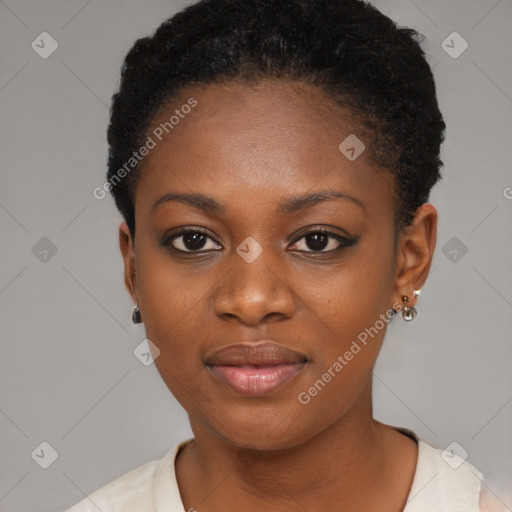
119, 80, 435, 450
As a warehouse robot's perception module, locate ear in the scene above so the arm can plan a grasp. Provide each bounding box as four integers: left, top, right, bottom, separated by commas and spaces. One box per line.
393, 203, 437, 306
119, 222, 137, 302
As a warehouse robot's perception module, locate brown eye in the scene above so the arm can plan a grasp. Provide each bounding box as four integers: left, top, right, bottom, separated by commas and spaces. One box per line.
164, 229, 222, 253
290, 229, 358, 253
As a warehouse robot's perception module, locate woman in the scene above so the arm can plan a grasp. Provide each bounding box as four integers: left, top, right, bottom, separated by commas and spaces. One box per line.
66, 0, 486, 510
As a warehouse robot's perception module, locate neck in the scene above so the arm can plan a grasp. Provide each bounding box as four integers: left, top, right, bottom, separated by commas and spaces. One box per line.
176, 384, 417, 512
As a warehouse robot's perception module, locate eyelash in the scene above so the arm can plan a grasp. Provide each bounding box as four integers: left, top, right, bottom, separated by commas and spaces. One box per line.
163, 226, 358, 255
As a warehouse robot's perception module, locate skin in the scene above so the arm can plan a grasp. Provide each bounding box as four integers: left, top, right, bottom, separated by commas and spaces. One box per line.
119, 80, 437, 511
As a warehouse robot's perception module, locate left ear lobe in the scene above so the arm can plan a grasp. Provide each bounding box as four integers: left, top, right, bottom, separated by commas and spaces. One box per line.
119, 222, 137, 302
394, 203, 437, 302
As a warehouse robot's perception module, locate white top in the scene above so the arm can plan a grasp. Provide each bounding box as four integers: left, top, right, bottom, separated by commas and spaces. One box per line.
64, 430, 483, 512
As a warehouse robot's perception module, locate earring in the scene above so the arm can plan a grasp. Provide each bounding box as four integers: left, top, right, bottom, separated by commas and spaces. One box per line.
132, 303, 142, 324
401, 295, 417, 322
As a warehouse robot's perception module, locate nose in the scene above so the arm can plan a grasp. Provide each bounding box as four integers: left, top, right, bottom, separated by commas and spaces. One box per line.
213, 251, 296, 326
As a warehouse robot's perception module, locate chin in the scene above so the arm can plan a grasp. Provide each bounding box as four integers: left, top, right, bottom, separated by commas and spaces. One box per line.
201, 405, 317, 452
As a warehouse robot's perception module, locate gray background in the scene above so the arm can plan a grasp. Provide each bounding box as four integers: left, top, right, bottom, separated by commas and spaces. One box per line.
0, 0, 511, 510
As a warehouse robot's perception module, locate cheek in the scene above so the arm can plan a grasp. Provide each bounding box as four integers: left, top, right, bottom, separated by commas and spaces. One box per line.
136, 236, 211, 330
299, 247, 396, 341
134, 246, 210, 377
293, 240, 396, 401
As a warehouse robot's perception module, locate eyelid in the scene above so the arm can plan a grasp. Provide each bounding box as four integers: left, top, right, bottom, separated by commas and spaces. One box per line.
289, 224, 355, 242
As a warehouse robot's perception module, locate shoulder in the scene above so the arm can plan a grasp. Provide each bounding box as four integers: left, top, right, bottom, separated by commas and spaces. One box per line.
64, 458, 159, 512
399, 428, 484, 512
63, 439, 191, 512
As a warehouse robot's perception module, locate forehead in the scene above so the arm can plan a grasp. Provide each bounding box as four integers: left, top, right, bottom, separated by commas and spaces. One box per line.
135, 80, 395, 220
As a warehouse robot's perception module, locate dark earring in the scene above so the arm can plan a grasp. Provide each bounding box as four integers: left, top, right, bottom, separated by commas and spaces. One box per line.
132, 303, 142, 324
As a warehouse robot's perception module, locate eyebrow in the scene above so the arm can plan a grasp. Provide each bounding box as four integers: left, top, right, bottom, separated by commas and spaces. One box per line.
152, 188, 364, 215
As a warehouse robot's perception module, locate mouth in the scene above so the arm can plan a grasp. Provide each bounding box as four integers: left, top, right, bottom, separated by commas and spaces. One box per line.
205, 341, 309, 396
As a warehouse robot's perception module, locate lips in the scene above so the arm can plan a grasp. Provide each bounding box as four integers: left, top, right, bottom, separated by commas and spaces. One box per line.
205, 341, 308, 396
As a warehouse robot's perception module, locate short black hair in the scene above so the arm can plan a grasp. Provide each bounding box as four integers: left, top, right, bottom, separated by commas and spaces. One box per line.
106, 0, 446, 238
